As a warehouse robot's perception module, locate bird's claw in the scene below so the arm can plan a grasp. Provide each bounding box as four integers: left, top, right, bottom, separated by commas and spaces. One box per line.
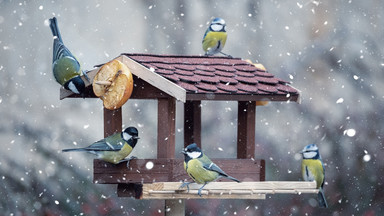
82, 70, 91, 82
197, 188, 203, 197
220, 52, 233, 58
179, 182, 191, 192
118, 156, 137, 169
126, 156, 138, 168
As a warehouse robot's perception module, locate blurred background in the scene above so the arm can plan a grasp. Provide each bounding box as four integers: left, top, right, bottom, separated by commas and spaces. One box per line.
1, 0, 383, 215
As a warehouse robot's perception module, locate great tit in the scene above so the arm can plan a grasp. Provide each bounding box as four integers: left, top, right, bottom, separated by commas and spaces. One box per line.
301, 144, 328, 208
49, 17, 89, 95
180, 143, 240, 196
62, 127, 139, 167
202, 17, 231, 57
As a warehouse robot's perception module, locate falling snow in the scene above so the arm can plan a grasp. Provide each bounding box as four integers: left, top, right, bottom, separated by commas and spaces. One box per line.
0, 1, 383, 215
344, 129, 356, 137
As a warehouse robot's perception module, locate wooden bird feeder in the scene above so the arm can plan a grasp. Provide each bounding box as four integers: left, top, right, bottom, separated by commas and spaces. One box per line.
61, 54, 315, 214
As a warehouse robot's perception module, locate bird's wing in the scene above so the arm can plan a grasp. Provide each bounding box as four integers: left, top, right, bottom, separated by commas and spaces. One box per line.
52, 39, 78, 63
202, 159, 229, 177
202, 28, 210, 43
83, 133, 124, 152
320, 158, 326, 188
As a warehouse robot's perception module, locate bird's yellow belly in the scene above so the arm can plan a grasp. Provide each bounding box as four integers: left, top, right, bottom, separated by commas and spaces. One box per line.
302, 159, 324, 188
203, 31, 227, 52
185, 160, 218, 184
100, 144, 132, 164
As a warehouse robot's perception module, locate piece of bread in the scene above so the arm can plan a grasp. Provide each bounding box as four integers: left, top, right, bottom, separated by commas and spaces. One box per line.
93, 59, 133, 110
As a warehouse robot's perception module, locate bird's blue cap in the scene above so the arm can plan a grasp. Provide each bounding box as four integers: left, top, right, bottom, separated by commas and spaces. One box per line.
212, 17, 225, 25
300, 143, 318, 153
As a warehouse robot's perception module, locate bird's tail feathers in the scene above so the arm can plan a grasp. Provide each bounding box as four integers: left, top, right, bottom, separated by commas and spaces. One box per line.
49, 17, 63, 42
62, 148, 88, 152
317, 188, 328, 208
225, 175, 241, 183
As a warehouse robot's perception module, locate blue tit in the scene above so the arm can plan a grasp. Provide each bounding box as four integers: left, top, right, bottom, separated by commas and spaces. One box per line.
180, 143, 240, 196
49, 17, 89, 95
62, 127, 139, 166
202, 17, 231, 57
301, 144, 328, 208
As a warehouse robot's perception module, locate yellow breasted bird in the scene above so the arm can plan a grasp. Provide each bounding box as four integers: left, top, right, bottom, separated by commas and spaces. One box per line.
49, 17, 89, 95
180, 143, 240, 196
301, 144, 328, 208
202, 17, 231, 57
62, 127, 139, 167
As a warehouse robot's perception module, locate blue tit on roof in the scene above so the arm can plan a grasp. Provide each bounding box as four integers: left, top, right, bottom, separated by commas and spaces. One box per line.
301, 144, 328, 208
49, 17, 90, 95
202, 18, 231, 57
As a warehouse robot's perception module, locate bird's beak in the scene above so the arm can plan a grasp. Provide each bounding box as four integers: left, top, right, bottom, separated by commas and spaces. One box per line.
133, 136, 140, 139
180, 150, 186, 154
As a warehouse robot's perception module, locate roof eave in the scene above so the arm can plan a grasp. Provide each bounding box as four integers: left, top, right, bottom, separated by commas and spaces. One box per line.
186, 93, 300, 102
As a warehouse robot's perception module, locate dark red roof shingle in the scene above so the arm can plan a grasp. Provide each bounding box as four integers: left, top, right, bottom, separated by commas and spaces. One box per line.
123, 53, 299, 99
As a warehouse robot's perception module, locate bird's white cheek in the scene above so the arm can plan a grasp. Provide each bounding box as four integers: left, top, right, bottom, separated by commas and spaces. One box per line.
123, 132, 131, 141
303, 152, 317, 159
187, 151, 201, 159
67, 81, 80, 94
211, 24, 223, 31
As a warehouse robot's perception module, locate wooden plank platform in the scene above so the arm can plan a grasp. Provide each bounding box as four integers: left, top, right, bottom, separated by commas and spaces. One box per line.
117, 181, 318, 199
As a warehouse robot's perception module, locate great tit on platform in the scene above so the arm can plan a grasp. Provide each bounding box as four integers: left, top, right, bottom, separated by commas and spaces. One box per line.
301, 144, 328, 208
180, 143, 240, 196
62, 127, 139, 167
202, 18, 231, 57
49, 17, 89, 95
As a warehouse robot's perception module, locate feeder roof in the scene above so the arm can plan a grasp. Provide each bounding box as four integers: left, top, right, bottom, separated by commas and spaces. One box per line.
61, 53, 300, 102
124, 53, 300, 102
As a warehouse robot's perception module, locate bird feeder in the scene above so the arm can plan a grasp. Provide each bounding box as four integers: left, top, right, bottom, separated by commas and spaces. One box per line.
61, 54, 317, 214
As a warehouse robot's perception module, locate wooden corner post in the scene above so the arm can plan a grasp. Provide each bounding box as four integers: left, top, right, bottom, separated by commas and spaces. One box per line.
237, 101, 256, 159
103, 107, 122, 137
157, 97, 185, 215
184, 100, 201, 148
157, 98, 176, 158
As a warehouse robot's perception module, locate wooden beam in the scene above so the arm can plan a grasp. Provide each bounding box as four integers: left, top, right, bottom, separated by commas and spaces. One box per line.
237, 101, 256, 159
130, 76, 172, 99
117, 183, 143, 199
161, 181, 317, 190
184, 100, 201, 148
157, 98, 176, 158
186, 93, 300, 103
143, 191, 266, 200
260, 159, 266, 181
94, 159, 264, 184
103, 107, 122, 137
138, 181, 317, 199
119, 55, 186, 102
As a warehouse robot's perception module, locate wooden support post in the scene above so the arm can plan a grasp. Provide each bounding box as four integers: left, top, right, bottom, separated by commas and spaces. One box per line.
184, 100, 201, 148
157, 98, 181, 216
157, 98, 176, 158
237, 101, 256, 159
103, 107, 122, 137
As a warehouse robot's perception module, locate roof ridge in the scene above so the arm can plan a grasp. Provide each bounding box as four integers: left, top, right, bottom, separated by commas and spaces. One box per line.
121, 53, 241, 60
